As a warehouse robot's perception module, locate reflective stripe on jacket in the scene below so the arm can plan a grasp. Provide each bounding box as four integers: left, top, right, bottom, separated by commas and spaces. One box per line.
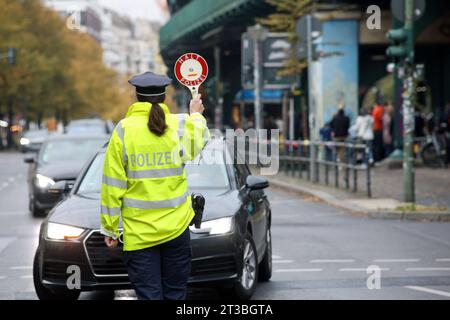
100, 102, 210, 251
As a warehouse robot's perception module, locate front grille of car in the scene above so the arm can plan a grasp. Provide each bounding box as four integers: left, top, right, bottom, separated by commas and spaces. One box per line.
85, 231, 237, 279
191, 256, 237, 276
84, 231, 128, 277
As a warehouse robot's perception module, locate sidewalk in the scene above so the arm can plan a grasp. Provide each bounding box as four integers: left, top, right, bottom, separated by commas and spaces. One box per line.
268, 165, 450, 222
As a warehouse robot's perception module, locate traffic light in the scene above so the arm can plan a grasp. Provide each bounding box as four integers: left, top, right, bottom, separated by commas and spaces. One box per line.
7, 47, 16, 65
386, 28, 407, 60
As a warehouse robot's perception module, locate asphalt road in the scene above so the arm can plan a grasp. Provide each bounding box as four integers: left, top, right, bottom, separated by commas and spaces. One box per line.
0, 151, 450, 300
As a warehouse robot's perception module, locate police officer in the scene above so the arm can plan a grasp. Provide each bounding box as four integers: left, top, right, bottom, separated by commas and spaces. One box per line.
100, 71, 210, 300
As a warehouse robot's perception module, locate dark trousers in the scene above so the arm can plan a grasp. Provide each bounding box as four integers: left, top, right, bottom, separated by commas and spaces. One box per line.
123, 228, 191, 300
373, 130, 384, 162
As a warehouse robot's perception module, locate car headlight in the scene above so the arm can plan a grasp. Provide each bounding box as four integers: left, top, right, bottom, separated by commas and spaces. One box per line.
36, 174, 55, 188
46, 222, 85, 240
190, 217, 233, 235
20, 137, 30, 145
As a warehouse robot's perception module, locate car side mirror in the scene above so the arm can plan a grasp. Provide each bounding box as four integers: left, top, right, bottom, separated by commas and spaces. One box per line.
24, 154, 35, 164
246, 175, 269, 191
48, 180, 72, 195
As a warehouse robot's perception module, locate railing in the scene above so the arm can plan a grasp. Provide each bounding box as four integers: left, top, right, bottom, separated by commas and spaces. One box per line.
226, 134, 372, 197
279, 140, 372, 198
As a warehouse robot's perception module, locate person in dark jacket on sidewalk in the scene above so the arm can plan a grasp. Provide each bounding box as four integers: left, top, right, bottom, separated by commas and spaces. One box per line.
330, 108, 350, 163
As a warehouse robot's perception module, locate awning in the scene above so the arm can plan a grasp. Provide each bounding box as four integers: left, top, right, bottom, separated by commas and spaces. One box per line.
160, 0, 271, 52
234, 89, 285, 104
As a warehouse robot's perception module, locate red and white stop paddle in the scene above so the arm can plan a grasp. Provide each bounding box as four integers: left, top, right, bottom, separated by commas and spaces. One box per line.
174, 53, 208, 98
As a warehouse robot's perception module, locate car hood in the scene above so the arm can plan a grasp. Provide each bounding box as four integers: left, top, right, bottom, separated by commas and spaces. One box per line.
37, 161, 85, 181
48, 188, 242, 230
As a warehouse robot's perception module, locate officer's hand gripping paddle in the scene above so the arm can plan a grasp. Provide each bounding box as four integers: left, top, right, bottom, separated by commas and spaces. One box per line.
174, 53, 208, 99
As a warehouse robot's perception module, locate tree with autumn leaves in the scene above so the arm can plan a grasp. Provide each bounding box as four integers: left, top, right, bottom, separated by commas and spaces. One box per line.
258, 0, 314, 76
0, 0, 133, 126
258, 0, 353, 76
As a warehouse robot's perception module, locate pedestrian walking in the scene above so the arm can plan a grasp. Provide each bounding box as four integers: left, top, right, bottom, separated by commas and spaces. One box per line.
372, 101, 384, 162
330, 107, 350, 163
100, 71, 210, 300
414, 106, 426, 138
354, 107, 374, 164
319, 122, 333, 161
383, 102, 394, 157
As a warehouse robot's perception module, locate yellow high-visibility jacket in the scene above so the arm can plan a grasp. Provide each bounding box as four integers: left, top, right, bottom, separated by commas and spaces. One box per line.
100, 102, 210, 251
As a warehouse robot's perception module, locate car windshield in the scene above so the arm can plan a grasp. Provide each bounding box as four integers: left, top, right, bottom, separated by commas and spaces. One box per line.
24, 130, 48, 138
77, 145, 230, 196
39, 138, 106, 164
66, 124, 106, 134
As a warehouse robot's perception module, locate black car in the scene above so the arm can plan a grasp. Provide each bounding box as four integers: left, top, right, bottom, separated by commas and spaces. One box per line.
20, 129, 52, 153
25, 134, 108, 217
65, 119, 114, 135
33, 139, 272, 300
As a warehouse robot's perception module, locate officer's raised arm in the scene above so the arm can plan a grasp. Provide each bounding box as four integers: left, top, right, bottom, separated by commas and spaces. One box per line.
179, 94, 210, 162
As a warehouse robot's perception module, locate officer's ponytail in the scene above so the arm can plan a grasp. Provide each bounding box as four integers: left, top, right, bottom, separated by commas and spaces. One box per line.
148, 103, 167, 136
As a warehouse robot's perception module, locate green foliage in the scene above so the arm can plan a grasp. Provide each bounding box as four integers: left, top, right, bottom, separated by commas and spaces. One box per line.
0, 0, 132, 123
258, 0, 353, 77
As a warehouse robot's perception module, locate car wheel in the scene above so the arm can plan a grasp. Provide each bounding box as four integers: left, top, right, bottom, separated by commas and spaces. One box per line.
232, 232, 258, 300
33, 249, 80, 301
258, 228, 272, 282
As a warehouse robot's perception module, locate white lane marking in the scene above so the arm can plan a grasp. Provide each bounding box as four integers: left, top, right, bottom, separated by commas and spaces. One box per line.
436, 258, 450, 262
339, 268, 390, 272
273, 260, 294, 264
275, 268, 323, 272
405, 286, 450, 298
2, 182, 8, 188
374, 259, 420, 263
310, 259, 355, 263
272, 255, 283, 260
8, 177, 15, 182
406, 267, 450, 271
20, 275, 32, 279
0, 276, 6, 280
9, 266, 32, 270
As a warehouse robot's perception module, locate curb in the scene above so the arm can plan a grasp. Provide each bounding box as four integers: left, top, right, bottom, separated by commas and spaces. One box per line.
268, 178, 450, 222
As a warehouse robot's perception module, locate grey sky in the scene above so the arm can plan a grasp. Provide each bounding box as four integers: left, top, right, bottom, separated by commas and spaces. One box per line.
98, 0, 168, 23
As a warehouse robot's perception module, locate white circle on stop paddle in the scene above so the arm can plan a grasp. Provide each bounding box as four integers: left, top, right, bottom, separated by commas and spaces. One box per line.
180, 59, 203, 82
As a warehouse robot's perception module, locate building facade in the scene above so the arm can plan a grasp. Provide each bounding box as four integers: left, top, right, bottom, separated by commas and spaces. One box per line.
44, 0, 166, 78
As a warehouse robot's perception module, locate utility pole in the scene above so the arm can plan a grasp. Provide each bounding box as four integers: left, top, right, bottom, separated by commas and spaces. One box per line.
402, 0, 415, 203
289, 87, 295, 142
306, 14, 317, 182
386, 0, 417, 203
248, 24, 266, 130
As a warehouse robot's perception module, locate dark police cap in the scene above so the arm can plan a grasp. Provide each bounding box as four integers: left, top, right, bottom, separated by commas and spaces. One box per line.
128, 71, 172, 96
